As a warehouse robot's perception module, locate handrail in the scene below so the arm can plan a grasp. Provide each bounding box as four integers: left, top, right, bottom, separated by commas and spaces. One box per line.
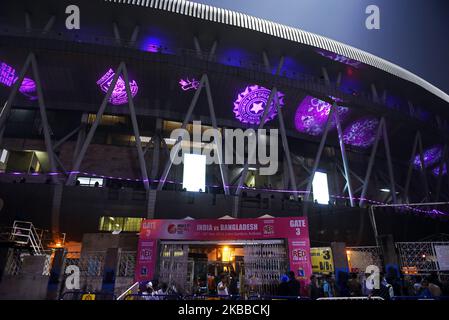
116, 282, 139, 300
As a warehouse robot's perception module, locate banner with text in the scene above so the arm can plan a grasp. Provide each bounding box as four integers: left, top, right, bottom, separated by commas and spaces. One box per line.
135, 217, 311, 283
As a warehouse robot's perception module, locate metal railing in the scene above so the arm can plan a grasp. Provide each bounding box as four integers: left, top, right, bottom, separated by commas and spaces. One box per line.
117, 251, 136, 277
346, 246, 384, 273
10, 221, 45, 255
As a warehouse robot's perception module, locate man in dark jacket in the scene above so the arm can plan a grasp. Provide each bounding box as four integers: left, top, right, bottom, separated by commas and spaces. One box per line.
287, 271, 301, 297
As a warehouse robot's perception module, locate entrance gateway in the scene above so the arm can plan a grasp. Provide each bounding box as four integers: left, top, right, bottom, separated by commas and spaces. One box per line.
135, 217, 312, 296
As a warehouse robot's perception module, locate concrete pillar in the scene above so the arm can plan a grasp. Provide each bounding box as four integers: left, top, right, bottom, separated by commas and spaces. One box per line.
377, 234, 400, 279
46, 248, 65, 300
0, 247, 10, 283
101, 248, 119, 298
330, 242, 349, 292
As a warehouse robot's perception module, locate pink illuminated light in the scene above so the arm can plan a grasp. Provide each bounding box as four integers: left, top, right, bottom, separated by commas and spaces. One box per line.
96, 69, 138, 105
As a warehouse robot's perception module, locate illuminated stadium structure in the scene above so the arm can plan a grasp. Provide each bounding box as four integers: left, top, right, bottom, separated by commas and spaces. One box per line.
1, 0, 449, 246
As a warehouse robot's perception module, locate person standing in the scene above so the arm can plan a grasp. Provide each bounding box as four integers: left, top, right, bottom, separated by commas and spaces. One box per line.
278, 274, 290, 296
228, 272, 239, 296
217, 275, 229, 296
286, 271, 301, 297
322, 275, 335, 298
348, 273, 362, 297
308, 275, 323, 300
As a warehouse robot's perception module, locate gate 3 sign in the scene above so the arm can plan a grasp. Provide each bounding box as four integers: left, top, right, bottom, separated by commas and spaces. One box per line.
135, 217, 312, 282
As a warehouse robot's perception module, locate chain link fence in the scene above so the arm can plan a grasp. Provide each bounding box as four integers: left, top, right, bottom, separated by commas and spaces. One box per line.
117, 251, 136, 277
346, 246, 384, 273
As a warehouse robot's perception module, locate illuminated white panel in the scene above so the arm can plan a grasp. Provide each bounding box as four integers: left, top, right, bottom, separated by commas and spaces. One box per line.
183, 153, 206, 192
0, 149, 8, 163
312, 172, 329, 205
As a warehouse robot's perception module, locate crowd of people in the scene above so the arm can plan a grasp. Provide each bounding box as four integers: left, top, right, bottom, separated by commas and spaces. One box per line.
305, 271, 449, 300
138, 271, 449, 300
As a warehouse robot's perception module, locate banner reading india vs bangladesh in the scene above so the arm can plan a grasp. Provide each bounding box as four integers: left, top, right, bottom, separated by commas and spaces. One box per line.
135, 217, 312, 282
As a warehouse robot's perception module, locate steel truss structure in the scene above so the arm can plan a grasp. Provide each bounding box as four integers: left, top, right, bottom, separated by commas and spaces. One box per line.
1, 6, 449, 222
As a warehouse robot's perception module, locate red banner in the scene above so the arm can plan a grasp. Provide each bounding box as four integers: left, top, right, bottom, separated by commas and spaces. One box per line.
135, 217, 311, 284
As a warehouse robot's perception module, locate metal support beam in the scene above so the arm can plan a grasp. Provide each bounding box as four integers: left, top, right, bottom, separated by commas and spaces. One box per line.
157, 74, 207, 190
67, 63, 124, 185
113, 22, 121, 45
359, 118, 384, 207
321, 67, 330, 86
204, 75, 230, 195
236, 87, 278, 196
236, 55, 285, 195
25, 12, 32, 32
122, 64, 150, 191
334, 111, 354, 206
42, 16, 55, 35
30, 53, 58, 183
53, 126, 81, 151
371, 84, 379, 103
209, 41, 218, 61
303, 104, 335, 214
129, 25, 140, 46
193, 36, 202, 58
381, 119, 397, 204
0, 54, 33, 138
274, 93, 297, 194
417, 133, 430, 201
336, 72, 342, 87
72, 113, 88, 164
150, 119, 162, 181
403, 132, 420, 203
435, 144, 448, 202
262, 52, 271, 73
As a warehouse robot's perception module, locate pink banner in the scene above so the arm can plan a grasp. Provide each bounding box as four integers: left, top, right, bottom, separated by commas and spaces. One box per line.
135, 217, 311, 284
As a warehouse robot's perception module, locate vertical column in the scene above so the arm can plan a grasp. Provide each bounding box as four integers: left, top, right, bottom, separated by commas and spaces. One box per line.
46, 248, 65, 300
330, 242, 349, 291
377, 235, 401, 280
101, 248, 120, 298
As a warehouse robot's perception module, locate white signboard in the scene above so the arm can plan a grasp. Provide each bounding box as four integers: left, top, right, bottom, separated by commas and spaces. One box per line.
434, 245, 449, 271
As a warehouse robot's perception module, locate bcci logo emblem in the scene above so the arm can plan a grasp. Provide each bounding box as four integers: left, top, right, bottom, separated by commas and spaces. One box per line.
233, 85, 284, 125
263, 225, 274, 235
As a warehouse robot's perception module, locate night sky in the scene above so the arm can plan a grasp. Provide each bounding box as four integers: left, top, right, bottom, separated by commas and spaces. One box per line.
192, 0, 449, 95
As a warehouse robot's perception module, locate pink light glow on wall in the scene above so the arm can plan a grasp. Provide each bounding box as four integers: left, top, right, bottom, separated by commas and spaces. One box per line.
0, 61, 37, 100
96, 69, 138, 105
233, 85, 284, 125
294, 96, 349, 136
179, 78, 200, 91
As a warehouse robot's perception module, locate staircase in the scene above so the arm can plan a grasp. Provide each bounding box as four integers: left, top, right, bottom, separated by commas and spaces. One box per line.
9, 221, 45, 255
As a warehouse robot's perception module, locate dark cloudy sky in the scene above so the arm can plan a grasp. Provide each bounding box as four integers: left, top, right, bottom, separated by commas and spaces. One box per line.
192, 0, 449, 94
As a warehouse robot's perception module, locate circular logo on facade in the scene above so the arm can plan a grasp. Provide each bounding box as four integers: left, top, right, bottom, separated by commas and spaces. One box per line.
233, 85, 284, 125
167, 224, 177, 234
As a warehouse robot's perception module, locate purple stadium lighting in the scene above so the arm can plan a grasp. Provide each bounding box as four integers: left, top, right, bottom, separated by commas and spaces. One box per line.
233, 85, 284, 125
0, 61, 37, 100
294, 96, 349, 136
433, 164, 447, 176
179, 78, 200, 91
96, 69, 138, 105
414, 145, 443, 169
19, 77, 37, 100
342, 117, 379, 148
316, 49, 362, 68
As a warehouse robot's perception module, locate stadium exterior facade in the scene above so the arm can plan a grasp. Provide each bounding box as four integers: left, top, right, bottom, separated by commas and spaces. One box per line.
0, 0, 449, 246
